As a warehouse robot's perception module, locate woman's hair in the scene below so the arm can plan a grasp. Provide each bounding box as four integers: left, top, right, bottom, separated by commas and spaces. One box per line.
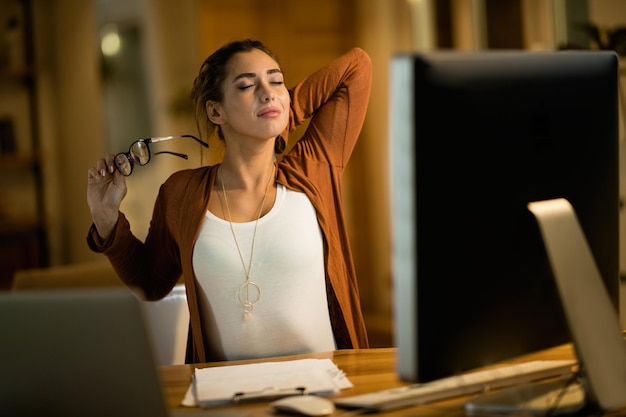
191, 39, 279, 140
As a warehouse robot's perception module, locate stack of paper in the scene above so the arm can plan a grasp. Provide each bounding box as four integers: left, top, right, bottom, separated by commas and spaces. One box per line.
182, 358, 352, 407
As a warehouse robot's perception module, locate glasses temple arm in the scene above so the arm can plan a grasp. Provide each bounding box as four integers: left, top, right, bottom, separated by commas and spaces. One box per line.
148, 134, 209, 148
181, 134, 209, 148
153, 150, 189, 160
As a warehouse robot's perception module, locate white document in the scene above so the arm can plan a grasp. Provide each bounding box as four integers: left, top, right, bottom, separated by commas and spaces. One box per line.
182, 358, 352, 407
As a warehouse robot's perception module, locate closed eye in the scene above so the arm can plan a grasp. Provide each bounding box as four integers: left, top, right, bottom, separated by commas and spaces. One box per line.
238, 80, 283, 90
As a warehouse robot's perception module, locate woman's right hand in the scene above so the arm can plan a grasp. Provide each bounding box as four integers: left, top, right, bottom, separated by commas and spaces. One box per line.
87, 154, 127, 240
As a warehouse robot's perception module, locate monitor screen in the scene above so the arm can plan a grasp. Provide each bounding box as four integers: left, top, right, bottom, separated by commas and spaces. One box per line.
389, 50, 619, 383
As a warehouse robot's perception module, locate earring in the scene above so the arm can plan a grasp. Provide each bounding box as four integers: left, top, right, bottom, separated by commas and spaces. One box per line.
274, 135, 286, 154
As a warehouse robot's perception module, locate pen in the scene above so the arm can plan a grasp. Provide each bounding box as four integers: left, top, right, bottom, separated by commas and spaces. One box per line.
233, 386, 308, 403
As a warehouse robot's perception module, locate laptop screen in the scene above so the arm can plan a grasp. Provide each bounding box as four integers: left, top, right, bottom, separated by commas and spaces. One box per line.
0, 288, 170, 417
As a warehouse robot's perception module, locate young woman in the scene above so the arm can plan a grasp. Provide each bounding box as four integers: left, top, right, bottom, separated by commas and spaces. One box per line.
87, 39, 371, 362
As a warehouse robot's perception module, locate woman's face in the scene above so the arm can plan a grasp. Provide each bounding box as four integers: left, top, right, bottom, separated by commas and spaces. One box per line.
209, 48, 290, 144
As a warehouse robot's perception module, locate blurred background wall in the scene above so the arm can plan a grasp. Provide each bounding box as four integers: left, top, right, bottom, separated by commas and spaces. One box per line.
1, 0, 625, 346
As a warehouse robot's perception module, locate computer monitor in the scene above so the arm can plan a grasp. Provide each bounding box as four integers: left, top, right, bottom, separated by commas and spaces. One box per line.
390, 50, 619, 383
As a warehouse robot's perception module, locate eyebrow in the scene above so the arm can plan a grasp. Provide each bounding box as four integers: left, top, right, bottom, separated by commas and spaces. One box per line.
232, 68, 283, 83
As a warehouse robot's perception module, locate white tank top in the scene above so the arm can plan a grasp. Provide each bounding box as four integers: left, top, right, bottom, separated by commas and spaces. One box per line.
192, 184, 336, 361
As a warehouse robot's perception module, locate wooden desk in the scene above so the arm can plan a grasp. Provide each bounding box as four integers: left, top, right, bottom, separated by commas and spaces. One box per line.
160, 345, 579, 416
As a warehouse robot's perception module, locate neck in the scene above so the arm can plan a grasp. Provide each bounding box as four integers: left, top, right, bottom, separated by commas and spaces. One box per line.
218, 162, 276, 223
220, 154, 275, 192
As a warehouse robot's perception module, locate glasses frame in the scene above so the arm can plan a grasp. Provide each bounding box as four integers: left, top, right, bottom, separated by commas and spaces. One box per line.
114, 134, 209, 176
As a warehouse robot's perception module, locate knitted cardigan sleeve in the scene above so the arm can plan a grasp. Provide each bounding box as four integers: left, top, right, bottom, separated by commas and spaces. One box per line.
278, 47, 372, 349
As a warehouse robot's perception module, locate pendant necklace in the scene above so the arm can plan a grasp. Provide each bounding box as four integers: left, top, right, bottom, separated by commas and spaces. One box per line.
219, 164, 274, 321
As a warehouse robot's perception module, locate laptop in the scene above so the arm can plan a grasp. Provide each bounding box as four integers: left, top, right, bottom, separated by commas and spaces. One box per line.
0, 287, 170, 416
0, 287, 227, 417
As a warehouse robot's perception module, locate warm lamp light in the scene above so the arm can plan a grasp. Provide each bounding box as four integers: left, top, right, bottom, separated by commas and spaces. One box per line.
100, 25, 121, 56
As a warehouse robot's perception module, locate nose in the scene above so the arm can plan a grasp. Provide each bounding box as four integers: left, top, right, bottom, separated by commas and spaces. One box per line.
261, 91, 274, 102
258, 81, 274, 102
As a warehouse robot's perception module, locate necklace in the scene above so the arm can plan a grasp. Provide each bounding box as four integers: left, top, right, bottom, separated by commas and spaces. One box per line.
219, 164, 274, 321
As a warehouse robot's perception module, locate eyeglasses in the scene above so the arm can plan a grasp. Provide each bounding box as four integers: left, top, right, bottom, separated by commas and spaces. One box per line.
114, 134, 209, 176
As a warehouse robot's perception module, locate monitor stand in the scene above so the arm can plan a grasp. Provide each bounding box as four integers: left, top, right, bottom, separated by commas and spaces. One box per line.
466, 198, 626, 416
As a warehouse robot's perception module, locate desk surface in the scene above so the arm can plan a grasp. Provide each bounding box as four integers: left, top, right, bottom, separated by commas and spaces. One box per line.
160, 344, 580, 416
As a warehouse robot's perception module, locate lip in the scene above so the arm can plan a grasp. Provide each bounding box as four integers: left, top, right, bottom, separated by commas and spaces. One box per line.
257, 106, 281, 118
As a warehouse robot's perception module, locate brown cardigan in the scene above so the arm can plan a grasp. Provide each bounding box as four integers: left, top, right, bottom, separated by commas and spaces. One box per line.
88, 47, 372, 362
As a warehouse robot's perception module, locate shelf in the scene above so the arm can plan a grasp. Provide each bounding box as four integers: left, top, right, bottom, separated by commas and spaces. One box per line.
0, 152, 40, 169
0, 67, 35, 84
0, 218, 44, 290
0, 218, 43, 236
0, 0, 48, 287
